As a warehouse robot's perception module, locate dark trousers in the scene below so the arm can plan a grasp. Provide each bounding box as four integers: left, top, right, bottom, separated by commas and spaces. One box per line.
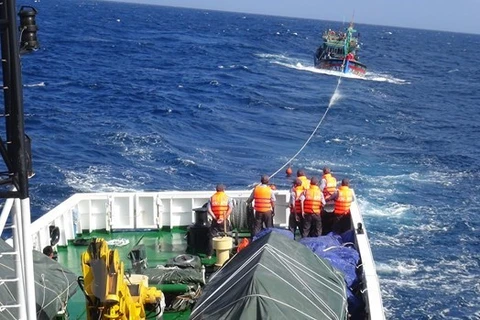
207, 219, 230, 256
252, 210, 273, 237
247, 205, 255, 236
332, 212, 352, 234
302, 213, 322, 237
321, 209, 335, 235
288, 212, 303, 237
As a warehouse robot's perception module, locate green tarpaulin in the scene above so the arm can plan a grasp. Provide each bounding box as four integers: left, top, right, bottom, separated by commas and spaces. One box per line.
190, 232, 348, 320
0, 239, 78, 320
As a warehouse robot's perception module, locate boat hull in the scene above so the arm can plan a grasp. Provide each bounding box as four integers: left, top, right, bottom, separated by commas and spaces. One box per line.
315, 58, 367, 77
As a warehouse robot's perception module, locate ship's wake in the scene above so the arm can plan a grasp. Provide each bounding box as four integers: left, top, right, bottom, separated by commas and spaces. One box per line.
257, 53, 409, 84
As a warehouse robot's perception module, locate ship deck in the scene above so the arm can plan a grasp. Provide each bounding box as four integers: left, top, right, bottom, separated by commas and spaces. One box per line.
26, 189, 384, 319
59, 228, 207, 320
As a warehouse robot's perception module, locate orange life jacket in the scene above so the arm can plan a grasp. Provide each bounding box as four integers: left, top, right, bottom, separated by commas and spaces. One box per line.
253, 185, 272, 212
210, 191, 230, 219
299, 176, 310, 190
292, 186, 304, 213
334, 186, 353, 215
322, 173, 337, 197
304, 185, 322, 214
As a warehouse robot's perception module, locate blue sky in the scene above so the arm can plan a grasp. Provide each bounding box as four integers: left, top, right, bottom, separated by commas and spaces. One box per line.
109, 0, 478, 34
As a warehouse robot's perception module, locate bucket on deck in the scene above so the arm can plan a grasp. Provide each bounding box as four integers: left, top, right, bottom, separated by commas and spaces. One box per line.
212, 236, 233, 267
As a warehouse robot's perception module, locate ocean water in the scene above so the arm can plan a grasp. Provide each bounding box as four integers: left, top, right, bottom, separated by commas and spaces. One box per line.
9, 0, 480, 318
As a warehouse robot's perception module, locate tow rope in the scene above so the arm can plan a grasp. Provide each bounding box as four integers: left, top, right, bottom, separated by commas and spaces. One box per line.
268, 71, 345, 182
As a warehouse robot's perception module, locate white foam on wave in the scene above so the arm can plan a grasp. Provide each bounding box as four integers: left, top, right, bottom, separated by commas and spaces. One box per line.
328, 90, 342, 107
218, 64, 248, 70
358, 198, 410, 217
365, 72, 410, 84
275, 61, 364, 80
307, 159, 350, 170
326, 137, 345, 143
24, 81, 45, 87
256, 53, 410, 84
112, 132, 159, 163
367, 187, 396, 197
177, 158, 196, 166
408, 170, 464, 187
162, 166, 177, 175
62, 165, 140, 193
370, 233, 419, 247
359, 172, 421, 192
378, 254, 480, 299
376, 260, 420, 275
255, 53, 289, 60
299, 63, 366, 80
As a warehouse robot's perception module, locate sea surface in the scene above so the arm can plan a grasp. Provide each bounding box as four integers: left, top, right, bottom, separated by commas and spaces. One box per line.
6, 0, 480, 318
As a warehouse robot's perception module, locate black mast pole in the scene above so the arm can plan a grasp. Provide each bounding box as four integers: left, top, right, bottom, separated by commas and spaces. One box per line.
0, 2, 37, 318
0, 0, 29, 199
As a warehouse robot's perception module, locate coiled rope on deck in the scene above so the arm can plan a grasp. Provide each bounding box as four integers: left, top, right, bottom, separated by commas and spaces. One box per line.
229, 198, 250, 231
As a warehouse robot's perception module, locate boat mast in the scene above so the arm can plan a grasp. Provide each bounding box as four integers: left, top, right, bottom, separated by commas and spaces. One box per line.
0, 0, 37, 319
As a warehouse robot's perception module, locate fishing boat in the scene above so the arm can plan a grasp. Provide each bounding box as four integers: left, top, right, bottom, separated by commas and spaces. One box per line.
314, 23, 367, 77
0, 2, 384, 319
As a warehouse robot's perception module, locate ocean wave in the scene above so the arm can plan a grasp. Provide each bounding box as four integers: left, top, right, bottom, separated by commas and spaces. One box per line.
365, 72, 410, 84
376, 260, 420, 275
256, 53, 409, 84
61, 166, 143, 193
358, 199, 411, 217
24, 81, 45, 87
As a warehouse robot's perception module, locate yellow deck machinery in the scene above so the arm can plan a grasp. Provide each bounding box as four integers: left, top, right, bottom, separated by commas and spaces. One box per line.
79, 238, 165, 320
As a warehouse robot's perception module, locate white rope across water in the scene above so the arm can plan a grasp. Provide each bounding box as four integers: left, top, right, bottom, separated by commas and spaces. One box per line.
269, 73, 345, 181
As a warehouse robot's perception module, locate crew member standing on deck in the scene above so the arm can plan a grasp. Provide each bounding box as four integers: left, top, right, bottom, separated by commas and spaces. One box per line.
320, 167, 337, 202
247, 175, 276, 237
206, 184, 233, 259
302, 177, 325, 237
320, 167, 337, 234
289, 178, 305, 237
297, 169, 310, 190
327, 178, 355, 234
